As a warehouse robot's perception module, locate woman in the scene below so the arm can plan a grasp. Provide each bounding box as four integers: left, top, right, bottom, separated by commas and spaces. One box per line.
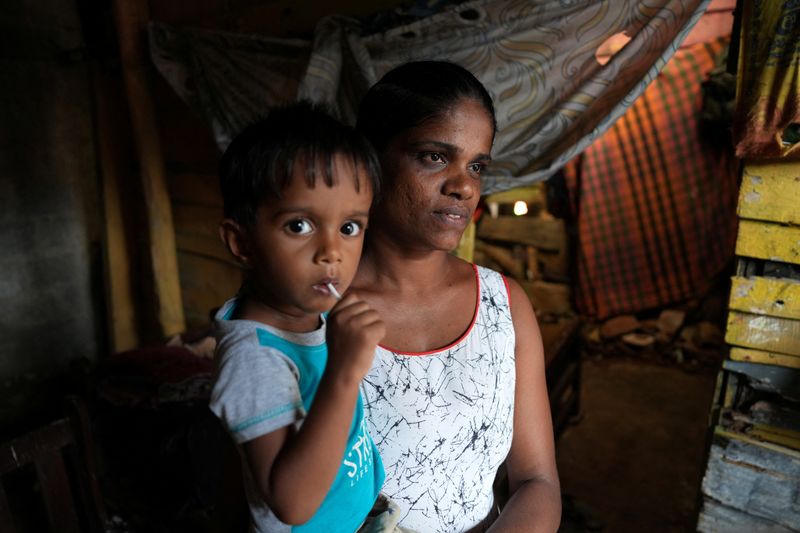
352, 61, 561, 532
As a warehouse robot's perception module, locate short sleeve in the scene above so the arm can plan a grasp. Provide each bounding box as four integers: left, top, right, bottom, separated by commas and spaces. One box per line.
209, 342, 305, 444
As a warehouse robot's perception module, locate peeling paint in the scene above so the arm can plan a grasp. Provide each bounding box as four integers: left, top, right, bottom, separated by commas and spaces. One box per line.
744, 191, 761, 203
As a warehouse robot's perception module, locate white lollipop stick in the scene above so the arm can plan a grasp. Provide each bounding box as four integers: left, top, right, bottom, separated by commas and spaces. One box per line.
326, 282, 342, 300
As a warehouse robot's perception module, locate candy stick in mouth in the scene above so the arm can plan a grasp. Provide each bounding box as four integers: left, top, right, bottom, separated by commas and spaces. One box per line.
326, 282, 342, 300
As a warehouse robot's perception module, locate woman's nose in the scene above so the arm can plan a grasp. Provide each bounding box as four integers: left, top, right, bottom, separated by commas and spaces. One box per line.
442, 168, 477, 200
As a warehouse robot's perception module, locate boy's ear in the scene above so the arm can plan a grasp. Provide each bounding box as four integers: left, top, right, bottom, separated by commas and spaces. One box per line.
219, 219, 253, 268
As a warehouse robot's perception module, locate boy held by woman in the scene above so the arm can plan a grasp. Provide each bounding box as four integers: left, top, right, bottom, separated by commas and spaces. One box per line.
210, 101, 393, 532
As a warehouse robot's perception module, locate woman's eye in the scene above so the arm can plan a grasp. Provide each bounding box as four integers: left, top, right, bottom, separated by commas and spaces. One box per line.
469, 162, 485, 175
285, 219, 313, 235
340, 221, 363, 236
422, 152, 446, 164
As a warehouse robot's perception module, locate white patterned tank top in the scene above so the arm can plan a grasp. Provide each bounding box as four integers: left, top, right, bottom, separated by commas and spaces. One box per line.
361, 265, 516, 532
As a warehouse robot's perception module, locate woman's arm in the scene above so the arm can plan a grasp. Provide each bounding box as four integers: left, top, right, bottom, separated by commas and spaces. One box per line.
489, 278, 562, 532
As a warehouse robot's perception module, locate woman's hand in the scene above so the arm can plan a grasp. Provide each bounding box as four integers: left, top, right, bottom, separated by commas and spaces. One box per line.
325, 292, 386, 384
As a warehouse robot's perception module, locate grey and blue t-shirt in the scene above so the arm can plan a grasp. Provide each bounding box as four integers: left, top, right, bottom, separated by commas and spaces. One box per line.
210, 297, 385, 532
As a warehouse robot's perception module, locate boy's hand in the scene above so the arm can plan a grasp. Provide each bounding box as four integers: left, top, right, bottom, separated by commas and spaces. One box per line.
325, 292, 385, 384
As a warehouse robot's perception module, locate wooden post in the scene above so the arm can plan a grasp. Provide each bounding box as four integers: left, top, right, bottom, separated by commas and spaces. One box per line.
92, 70, 140, 352
113, 0, 185, 338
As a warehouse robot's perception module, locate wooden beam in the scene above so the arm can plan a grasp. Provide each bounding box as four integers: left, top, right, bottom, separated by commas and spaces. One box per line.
737, 162, 800, 225
168, 172, 222, 207
478, 216, 566, 251
177, 252, 242, 328
475, 240, 524, 280
484, 185, 544, 207
454, 220, 475, 262
175, 233, 236, 265
735, 219, 800, 264
700, 428, 800, 531
729, 276, 800, 320
91, 70, 139, 352
519, 281, 572, 315
114, 0, 185, 337
730, 346, 800, 369
723, 359, 800, 400
726, 311, 800, 357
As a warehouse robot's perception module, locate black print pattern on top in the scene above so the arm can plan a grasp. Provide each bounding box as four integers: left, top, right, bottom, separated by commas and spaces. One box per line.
362, 266, 516, 532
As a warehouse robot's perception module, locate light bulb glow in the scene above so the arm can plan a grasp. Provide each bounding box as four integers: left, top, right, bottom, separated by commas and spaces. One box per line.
513, 201, 528, 216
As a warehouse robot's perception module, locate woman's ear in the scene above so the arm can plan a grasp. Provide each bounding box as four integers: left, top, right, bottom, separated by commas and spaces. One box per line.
219, 219, 253, 268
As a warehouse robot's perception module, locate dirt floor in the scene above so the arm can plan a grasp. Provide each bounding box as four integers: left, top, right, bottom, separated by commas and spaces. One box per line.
555, 356, 719, 533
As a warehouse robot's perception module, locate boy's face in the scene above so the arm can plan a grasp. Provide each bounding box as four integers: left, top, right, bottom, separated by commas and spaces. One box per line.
244, 154, 373, 320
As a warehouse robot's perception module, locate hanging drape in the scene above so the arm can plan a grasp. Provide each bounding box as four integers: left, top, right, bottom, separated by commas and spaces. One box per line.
149, 0, 711, 194
563, 37, 738, 319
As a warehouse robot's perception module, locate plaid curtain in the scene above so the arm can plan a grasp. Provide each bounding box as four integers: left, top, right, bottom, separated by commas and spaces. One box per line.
563, 37, 738, 319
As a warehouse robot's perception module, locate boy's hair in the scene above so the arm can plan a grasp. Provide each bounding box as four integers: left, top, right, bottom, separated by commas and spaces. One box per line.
220, 100, 381, 228
356, 60, 497, 152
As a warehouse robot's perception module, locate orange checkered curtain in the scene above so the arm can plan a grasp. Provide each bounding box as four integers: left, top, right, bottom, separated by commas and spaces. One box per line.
563, 37, 739, 319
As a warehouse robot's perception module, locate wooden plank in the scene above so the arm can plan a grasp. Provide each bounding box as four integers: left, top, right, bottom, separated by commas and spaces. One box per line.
173, 205, 223, 240
748, 424, 800, 452
540, 317, 580, 368
454, 220, 475, 263
714, 427, 800, 459
175, 233, 236, 265
35, 450, 80, 533
722, 359, 800, 401
730, 346, 800, 369
697, 499, 796, 533
0, 483, 17, 533
538, 248, 570, 281
168, 172, 222, 207
92, 70, 139, 352
484, 185, 544, 207
0, 420, 72, 474
747, 400, 800, 434
478, 216, 566, 251
700, 429, 800, 531
525, 246, 540, 280
177, 252, 242, 328
520, 281, 572, 315
729, 276, 800, 320
737, 162, 800, 225
735, 219, 800, 264
475, 240, 524, 279
726, 311, 800, 357
114, 0, 185, 337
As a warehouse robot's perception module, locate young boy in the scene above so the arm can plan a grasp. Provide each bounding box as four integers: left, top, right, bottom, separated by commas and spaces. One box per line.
210, 101, 386, 532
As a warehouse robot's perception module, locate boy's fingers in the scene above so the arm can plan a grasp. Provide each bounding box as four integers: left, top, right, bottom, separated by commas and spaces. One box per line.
342, 308, 383, 329
328, 292, 363, 314
329, 300, 373, 322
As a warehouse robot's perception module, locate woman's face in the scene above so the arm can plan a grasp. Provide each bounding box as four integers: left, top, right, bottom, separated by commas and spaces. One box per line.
375, 98, 494, 252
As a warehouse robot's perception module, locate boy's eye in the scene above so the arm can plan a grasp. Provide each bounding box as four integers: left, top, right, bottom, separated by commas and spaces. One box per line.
340, 221, 363, 236
285, 219, 313, 235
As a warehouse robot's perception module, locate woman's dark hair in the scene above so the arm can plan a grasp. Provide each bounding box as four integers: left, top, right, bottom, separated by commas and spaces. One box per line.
220, 100, 381, 228
356, 60, 497, 151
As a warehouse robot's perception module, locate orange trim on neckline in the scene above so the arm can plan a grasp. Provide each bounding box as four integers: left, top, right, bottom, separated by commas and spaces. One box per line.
378, 263, 481, 357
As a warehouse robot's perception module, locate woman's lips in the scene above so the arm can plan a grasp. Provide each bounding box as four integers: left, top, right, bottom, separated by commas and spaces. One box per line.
433, 206, 470, 226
